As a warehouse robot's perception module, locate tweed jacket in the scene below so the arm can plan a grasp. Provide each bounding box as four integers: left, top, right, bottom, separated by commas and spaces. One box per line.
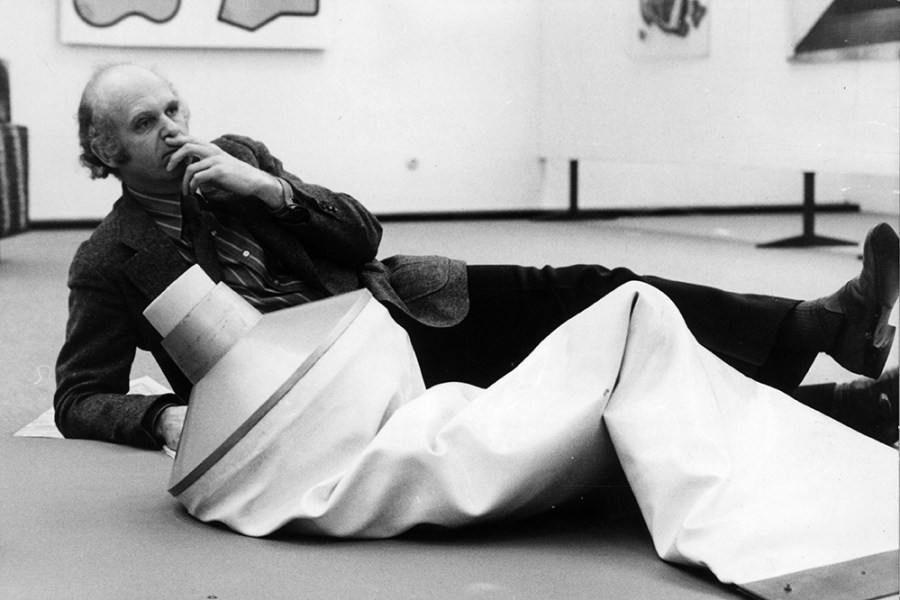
54, 135, 468, 448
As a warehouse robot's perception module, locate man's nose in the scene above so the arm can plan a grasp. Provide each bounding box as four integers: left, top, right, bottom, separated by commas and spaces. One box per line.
159, 115, 185, 137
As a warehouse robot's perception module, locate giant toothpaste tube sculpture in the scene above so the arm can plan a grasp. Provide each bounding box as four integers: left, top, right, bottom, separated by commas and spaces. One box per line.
145, 265, 898, 592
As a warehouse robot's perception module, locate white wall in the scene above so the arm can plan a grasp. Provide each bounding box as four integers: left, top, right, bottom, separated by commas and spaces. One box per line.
538, 0, 900, 213
2, 0, 897, 220
1, 0, 542, 220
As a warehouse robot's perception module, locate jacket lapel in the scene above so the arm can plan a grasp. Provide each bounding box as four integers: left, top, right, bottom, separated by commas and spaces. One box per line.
114, 194, 193, 302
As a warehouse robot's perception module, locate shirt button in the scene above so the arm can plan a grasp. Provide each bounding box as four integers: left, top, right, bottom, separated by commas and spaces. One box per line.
242, 250, 250, 258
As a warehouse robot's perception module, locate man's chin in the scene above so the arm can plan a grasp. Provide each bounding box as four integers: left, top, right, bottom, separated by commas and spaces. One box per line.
160, 164, 187, 184
124, 170, 183, 195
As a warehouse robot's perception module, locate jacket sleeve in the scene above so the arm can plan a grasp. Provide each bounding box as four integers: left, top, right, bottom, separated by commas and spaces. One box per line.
53, 245, 183, 449
210, 134, 383, 267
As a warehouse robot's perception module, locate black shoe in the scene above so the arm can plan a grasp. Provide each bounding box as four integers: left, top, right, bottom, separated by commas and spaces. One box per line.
826, 223, 899, 378
832, 367, 899, 446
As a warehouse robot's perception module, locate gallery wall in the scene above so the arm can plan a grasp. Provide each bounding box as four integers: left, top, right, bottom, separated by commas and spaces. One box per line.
0, 0, 897, 221
538, 0, 900, 212
1, 0, 542, 220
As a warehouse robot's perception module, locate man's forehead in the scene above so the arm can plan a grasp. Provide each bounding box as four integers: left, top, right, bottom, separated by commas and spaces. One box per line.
95, 67, 176, 118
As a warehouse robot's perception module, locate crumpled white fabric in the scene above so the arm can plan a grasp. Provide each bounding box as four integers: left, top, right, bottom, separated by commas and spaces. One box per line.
172, 282, 898, 585
602, 284, 898, 583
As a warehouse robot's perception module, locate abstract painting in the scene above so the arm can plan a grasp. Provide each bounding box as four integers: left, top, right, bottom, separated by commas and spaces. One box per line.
628, 0, 711, 59
60, 0, 332, 49
789, 0, 900, 62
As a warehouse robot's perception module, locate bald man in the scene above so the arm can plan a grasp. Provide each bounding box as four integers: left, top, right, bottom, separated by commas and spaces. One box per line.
55, 63, 899, 451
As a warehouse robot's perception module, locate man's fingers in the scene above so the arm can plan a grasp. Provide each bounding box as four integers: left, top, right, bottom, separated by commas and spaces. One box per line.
167, 143, 206, 172
167, 144, 196, 172
178, 150, 265, 200
164, 134, 204, 152
181, 157, 206, 195
156, 405, 187, 450
182, 157, 225, 196
166, 139, 220, 172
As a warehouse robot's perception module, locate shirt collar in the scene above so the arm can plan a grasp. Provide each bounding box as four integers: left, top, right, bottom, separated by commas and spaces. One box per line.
125, 185, 184, 242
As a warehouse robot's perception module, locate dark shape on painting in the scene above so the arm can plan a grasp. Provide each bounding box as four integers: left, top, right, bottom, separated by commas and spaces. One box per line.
639, 0, 707, 39
73, 0, 181, 28
218, 0, 319, 32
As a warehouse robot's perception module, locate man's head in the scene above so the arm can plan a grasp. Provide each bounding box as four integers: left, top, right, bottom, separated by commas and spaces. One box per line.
77, 63, 190, 193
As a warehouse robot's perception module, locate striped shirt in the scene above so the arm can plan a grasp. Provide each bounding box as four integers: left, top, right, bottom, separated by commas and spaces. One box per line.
128, 185, 327, 313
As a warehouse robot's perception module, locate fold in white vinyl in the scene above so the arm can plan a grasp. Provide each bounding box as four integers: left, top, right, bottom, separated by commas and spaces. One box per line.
157, 275, 897, 585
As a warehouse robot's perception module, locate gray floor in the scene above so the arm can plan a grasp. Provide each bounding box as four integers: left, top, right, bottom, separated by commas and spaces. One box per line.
1, 211, 898, 600
2, 211, 898, 436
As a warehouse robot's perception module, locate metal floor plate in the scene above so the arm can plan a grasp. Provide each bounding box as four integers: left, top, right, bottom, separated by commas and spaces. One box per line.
738, 552, 899, 600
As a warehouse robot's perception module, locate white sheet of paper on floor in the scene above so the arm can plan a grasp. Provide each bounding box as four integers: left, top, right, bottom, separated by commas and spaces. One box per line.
14, 376, 173, 440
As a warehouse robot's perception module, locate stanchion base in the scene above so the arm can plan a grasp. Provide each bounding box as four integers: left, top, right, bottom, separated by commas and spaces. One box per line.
757, 234, 857, 249
737, 551, 898, 600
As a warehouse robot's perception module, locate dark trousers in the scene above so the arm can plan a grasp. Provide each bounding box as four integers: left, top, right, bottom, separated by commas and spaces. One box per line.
392, 264, 815, 394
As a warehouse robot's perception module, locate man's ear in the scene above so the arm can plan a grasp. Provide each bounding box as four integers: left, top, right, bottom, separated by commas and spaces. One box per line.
91, 137, 118, 168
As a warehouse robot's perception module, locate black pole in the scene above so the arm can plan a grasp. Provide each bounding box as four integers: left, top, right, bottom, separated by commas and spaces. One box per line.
802, 171, 815, 237
757, 170, 855, 248
569, 159, 579, 216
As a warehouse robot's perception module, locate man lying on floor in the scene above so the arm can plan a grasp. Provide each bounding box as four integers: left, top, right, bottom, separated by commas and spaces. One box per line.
54, 63, 900, 452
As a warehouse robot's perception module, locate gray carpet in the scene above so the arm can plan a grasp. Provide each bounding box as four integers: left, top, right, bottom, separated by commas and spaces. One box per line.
2, 211, 897, 436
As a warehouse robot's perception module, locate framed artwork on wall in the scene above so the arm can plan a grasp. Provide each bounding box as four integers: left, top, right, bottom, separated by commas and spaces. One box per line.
628, 0, 710, 59
59, 0, 334, 49
789, 0, 900, 62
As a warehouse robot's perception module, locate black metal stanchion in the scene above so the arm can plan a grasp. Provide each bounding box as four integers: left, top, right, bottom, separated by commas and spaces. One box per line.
539, 158, 601, 221
757, 171, 856, 248
568, 159, 579, 217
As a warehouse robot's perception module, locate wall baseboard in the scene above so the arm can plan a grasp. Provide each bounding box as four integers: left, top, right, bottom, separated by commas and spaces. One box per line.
27, 202, 861, 230
29, 219, 104, 230
375, 202, 861, 222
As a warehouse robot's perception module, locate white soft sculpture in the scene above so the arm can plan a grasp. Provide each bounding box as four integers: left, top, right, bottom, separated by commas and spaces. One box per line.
144, 265, 898, 587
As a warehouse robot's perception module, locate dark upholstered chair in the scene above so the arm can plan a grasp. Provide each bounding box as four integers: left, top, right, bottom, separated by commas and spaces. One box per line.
0, 58, 29, 258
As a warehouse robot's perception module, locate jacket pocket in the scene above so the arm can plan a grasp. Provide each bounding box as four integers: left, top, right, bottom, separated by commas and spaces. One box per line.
382, 255, 451, 303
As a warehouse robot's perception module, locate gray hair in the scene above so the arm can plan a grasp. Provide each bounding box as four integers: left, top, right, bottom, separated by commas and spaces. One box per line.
76, 63, 184, 179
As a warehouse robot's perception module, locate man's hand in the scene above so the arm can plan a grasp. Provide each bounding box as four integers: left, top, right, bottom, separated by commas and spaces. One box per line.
165, 134, 286, 209
155, 405, 187, 450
